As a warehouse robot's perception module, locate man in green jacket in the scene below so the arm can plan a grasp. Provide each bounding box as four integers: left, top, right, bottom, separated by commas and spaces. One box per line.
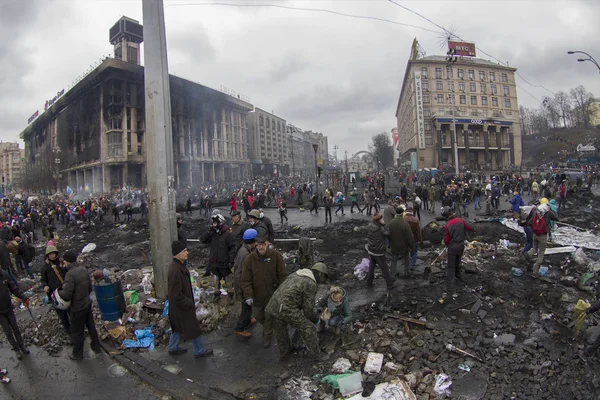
266, 263, 329, 359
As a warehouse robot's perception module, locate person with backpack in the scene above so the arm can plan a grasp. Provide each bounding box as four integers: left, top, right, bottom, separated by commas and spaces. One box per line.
525, 200, 558, 274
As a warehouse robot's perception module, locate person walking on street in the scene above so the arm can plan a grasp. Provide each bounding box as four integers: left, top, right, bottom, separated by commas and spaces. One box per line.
0, 269, 30, 360
266, 263, 329, 360
350, 188, 362, 214
323, 191, 333, 223
525, 201, 558, 274
241, 235, 288, 348
57, 250, 101, 360
472, 184, 482, 210
41, 245, 70, 336
334, 192, 345, 216
443, 210, 474, 290
428, 186, 436, 213
388, 206, 415, 278
167, 241, 213, 358
382, 200, 397, 225
233, 229, 258, 338
278, 198, 288, 224
365, 213, 395, 289
404, 205, 422, 271
509, 191, 524, 220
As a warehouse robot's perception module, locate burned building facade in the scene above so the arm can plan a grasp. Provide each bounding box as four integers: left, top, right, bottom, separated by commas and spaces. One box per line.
20, 17, 253, 194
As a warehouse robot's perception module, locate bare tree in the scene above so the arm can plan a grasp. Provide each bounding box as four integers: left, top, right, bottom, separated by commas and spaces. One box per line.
570, 85, 595, 127
369, 132, 394, 169
553, 91, 572, 128
542, 96, 561, 129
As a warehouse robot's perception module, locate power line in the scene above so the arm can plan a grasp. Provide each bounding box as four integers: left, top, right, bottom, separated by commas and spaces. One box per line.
386, 0, 556, 97
163, 1, 441, 34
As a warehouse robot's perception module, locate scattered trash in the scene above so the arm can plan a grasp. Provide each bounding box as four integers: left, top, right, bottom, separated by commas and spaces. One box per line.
161, 300, 169, 317
337, 372, 362, 396
458, 363, 471, 372
163, 364, 183, 375
122, 327, 155, 351
573, 248, 591, 265
364, 352, 384, 374
331, 357, 352, 373
321, 372, 357, 391
538, 266, 549, 276
511, 267, 523, 277
353, 258, 370, 281
141, 274, 152, 294
347, 381, 416, 400
124, 290, 139, 305
434, 374, 452, 397
81, 243, 97, 254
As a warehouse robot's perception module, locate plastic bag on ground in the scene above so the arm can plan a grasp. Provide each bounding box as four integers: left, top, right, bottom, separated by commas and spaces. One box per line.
434, 374, 452, 397
354, 258, 370, 281
161, 300, 169, 317
331, 357, 352, 373
320, 372, 356, 390
123, 327, 155, 351
81, 243, 97, 254
573, 248, 591, 266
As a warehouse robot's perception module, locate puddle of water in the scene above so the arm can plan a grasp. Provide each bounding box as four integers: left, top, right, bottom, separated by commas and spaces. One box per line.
108, 363, 128, 377
163, 364, 182, 375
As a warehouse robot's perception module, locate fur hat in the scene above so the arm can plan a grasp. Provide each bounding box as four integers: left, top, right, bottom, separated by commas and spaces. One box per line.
373, 212, 384, 221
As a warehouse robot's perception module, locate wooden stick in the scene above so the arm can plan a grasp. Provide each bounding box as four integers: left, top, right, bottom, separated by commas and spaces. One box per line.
431, 247, 447, 265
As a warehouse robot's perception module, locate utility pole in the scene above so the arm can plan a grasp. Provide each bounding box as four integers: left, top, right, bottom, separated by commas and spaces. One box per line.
313, 144, 319, 199
446, 47, 459, 176
143, 0, 177, 299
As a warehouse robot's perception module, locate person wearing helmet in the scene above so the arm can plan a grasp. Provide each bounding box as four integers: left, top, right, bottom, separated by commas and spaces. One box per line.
443, 210, 474, 290
241, 235, 288, 348
176, 214, 187, 247
200, 213, 237, 302
58, 251, 101, 360
233, 229, 258, 337
266, 263, 328, 360
0, 267, 30, 360
247, 209, 268, 238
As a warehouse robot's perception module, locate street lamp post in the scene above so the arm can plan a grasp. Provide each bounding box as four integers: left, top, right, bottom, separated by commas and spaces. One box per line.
312, 144, 319, 200
567, 51, 600, 73
446, 49, 460, 176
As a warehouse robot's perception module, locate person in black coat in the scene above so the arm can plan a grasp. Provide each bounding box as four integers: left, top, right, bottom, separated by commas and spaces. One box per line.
200, 214, 237, 301
58, 251, 101, 360
16, 238, 34, 279
0, 270, 29, 359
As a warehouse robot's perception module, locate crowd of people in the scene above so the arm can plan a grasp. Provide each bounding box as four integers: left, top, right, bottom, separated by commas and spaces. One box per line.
0, 165, 598, 381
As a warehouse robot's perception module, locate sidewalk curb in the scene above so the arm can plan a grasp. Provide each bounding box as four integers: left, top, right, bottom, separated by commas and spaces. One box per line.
104, 345, 238, 400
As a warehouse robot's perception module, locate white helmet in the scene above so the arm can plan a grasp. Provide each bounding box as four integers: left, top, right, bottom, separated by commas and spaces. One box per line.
51, 289, 71, 310
211, 213, 225, 224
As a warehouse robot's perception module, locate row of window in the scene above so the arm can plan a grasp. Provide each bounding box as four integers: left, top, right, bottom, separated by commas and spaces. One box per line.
258, 115, 284, 132
422, 67, 508, 82
424, 81, 509, 95
423, 94, 511, 108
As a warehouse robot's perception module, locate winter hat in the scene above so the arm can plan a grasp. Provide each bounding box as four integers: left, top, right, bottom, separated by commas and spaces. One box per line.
63, 251, 78, 263
171, 240, 187, 256
231, 210, 241, 217
405, 205, 414, 213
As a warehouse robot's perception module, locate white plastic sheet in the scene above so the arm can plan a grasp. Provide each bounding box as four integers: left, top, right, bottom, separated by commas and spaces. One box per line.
500, 219, 600, 250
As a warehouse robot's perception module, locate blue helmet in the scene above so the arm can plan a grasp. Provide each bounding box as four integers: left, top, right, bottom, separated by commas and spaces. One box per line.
242, 228, 258, 241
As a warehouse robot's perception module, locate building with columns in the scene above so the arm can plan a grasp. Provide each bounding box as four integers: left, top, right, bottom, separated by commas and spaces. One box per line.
395, 39, 522, 171
0, 143, 24, 191
247, 108, 288, 176
20, 17, 253, 194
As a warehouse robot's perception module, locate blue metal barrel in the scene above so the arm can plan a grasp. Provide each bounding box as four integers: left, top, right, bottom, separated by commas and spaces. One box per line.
94, 280, 126, 322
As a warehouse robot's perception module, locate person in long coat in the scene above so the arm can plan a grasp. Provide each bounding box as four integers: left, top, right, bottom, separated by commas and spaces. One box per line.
167, 241, 213, 358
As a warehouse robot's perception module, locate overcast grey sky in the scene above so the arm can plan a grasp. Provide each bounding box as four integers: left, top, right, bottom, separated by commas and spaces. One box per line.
1, 0, 599, 157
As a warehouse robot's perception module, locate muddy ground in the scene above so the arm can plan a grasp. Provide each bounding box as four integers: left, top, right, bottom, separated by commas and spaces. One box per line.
8, 191, 600, 399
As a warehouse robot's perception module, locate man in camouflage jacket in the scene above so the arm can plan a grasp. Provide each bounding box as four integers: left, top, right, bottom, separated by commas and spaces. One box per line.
265, 263, 328, 359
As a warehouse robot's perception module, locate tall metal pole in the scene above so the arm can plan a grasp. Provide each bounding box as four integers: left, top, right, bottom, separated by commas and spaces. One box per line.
143, 0, 177, 299
313, 144, 319, 199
